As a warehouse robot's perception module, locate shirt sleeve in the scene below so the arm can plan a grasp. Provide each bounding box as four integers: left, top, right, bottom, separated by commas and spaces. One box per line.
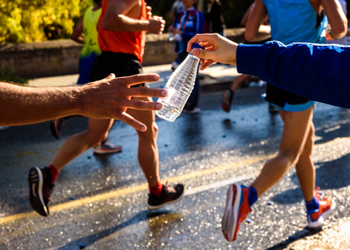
236, 41, 350, 108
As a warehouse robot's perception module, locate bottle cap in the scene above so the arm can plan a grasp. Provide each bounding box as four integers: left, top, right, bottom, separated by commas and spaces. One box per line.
191, 43, 204, 50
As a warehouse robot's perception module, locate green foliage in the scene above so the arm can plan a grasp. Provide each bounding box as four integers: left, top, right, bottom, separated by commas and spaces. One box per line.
0, 65, 28, 84
0, 0, 253, 43
0, 0, 93, 43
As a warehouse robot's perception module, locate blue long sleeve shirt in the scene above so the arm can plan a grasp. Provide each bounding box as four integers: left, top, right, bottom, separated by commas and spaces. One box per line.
237, 41, 350, 109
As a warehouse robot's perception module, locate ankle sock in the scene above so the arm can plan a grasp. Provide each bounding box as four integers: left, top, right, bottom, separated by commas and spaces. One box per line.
248, 186, 258, 207
306, 197, 319, 213
149, 182, 163, 197
48, 165, 58, 184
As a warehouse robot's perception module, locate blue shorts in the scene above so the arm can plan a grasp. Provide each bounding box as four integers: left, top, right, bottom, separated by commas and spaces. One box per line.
77, 54, 98, 85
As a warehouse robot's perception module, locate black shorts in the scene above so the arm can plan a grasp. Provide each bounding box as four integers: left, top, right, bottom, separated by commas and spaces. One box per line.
264, 83, 314, 112
90, 51, 144, 87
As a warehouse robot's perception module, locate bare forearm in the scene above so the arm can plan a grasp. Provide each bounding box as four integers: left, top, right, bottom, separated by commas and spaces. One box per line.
0, 82, 81, 126
101, 13, 149, 32
248, 25, 271, 42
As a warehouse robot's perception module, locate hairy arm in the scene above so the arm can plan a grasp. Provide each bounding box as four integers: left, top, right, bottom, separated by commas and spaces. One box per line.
0, 74, 167, 131
0, 82, 81, 125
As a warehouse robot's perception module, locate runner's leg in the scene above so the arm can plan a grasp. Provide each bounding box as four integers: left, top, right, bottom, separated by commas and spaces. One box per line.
250, 107, 313, 197
51, 118, 114, 171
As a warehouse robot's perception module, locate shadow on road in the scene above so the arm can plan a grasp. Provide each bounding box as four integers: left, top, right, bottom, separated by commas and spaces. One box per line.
267, 227, 322, 250
271, 153, 350, 205
57, 210, 176, 250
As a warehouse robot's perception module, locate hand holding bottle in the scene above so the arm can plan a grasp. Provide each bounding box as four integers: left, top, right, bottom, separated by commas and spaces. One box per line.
186, 33, 238, 70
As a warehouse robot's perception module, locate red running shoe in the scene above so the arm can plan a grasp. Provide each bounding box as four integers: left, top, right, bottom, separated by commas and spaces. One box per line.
307, 187, 335, 228
222, 184, 252, 242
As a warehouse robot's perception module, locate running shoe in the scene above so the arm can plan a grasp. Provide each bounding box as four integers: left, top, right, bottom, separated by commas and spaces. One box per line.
182, 104, 200, 114
222, 89, 234, 113
147, 183, 185, 210
28, 167, 54, 217
307, 188, 336, 228
222, 184, 252, 242
50, 118, 67, 139
93, 141, 122, 155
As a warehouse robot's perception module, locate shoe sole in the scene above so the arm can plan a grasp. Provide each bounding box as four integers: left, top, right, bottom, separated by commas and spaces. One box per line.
50, 120, 60, 139
93, 147, 122, 155
308, 200, 336, 228
28, 167, 49, 216
222, 184, 241, 242
182, 108, 200, 114
222, 91, 231, 113
146, 186, 185, 210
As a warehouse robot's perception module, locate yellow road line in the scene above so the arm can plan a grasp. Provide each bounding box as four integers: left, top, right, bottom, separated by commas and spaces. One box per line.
1, 136, 348, 225
0, 154, 274, 225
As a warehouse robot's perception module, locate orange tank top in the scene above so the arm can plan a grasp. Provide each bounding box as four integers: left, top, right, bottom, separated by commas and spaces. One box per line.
98, 0, 147, 63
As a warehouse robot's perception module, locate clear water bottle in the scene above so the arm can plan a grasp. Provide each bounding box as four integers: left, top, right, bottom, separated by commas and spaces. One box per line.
155, 44, 202, 122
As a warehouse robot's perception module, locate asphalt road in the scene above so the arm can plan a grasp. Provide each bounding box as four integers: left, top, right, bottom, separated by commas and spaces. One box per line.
1, 86, 350, 249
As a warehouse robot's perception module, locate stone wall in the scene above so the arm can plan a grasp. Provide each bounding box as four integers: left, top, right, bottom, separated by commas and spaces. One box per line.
0, 28, 245, 78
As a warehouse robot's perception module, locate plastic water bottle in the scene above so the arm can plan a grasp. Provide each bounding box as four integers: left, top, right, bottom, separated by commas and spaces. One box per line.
155, 44, 202, 122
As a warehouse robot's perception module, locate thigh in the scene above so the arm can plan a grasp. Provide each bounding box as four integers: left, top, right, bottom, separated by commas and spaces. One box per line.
86, 118, 114, 136
278, 106, 314, 155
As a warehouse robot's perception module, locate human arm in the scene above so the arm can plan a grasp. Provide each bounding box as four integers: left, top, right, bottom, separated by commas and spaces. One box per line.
0, 74, 167, 131
70, 18, 84, 44
244, 0, 271, 42
100, 0, 165, 34
322, 0, 348, 39
187, 33, 350, 109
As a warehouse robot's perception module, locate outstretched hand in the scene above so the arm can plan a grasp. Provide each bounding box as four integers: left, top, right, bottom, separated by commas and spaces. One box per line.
80, 73, 167, 131
186, 33, 238, 70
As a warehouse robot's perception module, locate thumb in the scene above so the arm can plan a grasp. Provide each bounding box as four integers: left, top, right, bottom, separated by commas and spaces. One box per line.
192, 48, 215, 61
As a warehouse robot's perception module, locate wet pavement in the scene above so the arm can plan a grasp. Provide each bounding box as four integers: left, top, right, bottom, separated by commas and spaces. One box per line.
2, 76, 350, 249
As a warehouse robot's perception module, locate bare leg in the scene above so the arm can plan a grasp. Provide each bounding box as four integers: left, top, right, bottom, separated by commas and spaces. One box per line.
126, 96, 160, 187
295, 122, 316, 201
230, 74, 250, 92
51, 118, 114, 172
250, 106, 314, 198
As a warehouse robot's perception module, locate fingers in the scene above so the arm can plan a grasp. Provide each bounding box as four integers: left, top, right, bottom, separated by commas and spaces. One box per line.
126, 87, 168, 98
199, 59, 216, 70
119, 112, 148, 132
111, 74, 160, 87
122, 99, 163, 110
187, 34, 216, 52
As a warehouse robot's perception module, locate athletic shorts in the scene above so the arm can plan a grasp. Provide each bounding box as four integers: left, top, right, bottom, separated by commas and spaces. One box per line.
77, 54, 97, 85
262, 83, 314, 112
90, 51, 144, 88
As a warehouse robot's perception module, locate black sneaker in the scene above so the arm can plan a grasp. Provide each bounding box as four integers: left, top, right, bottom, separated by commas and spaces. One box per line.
50, 118, 67, 139
28, 167, 54, 217
222, 89, 234, 113
182, 104, 200, 114
147, 183, 185, 210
